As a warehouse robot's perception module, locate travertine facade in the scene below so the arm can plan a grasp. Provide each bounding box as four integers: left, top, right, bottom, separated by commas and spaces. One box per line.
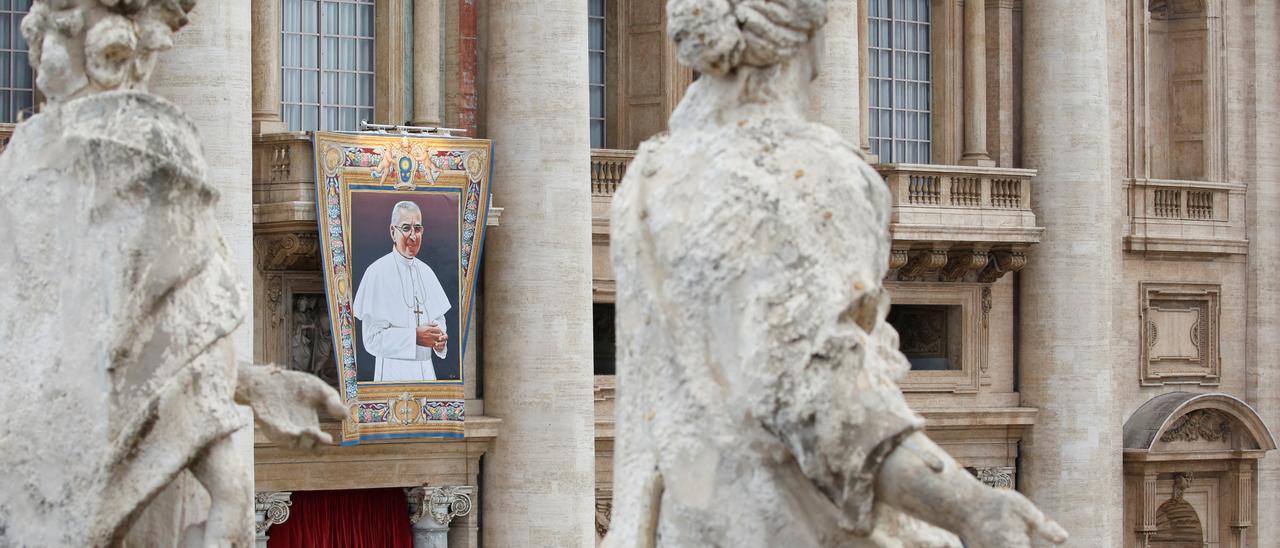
4, 0, 1277, 546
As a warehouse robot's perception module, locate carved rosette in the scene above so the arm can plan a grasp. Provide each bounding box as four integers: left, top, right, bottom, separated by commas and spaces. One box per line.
254, 491, 293, 536
407, 485, 475, 528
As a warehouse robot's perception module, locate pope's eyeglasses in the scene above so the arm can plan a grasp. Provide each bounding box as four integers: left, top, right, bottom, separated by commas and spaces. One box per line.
394, 224, 425, 235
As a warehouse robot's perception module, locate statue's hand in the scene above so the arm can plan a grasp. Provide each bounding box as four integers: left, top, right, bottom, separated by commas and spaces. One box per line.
235, 363, 348, 450
960, 488, 1068, 548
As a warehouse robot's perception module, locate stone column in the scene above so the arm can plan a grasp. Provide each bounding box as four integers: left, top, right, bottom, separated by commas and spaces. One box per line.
254, 492, 294, 548
251, 0, 285, 134
413, 0, 443, 126
137, 3, 257, 543
959, 0, 992, 165
1018, 1, 1121, 547
482, 0, 596, 545
407, 485, 474, 548
809, 0, 860, 142
1250, 1, 1280, 543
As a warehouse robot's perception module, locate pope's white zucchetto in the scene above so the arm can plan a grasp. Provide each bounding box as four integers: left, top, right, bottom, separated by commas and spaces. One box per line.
667, 0, 828, 76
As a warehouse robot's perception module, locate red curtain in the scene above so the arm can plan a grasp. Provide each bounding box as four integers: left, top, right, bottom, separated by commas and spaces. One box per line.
268, 488, 413, 548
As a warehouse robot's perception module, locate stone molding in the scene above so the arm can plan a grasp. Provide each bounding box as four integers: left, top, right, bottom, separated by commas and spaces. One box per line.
885, 282, 987, 393
1139, 283, 1221, 386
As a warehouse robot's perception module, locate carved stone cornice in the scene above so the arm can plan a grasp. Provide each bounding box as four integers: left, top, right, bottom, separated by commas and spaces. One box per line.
941, 250, 989, 282
407, 485, 474, 528
254, 491, 293, 536
897, 249, 949, 281
255, 232, 321, 271
976, 251, 1027, 283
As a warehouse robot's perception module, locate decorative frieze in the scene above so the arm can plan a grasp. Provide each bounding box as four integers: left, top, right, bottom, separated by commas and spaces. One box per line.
1140, 283, 1221, 386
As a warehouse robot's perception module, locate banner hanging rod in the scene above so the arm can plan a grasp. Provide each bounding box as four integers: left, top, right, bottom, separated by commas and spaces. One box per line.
359, 121, 468, 138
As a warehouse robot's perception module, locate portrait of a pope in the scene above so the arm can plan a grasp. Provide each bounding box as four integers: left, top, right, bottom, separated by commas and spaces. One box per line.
353, 200, 452, 381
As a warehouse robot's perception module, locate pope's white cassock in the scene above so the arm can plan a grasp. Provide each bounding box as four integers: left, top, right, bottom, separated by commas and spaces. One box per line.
353, 250, 451, 381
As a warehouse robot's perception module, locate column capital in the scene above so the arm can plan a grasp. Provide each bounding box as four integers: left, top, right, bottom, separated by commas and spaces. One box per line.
254, 491, 294, 537
407, 485, 475, 529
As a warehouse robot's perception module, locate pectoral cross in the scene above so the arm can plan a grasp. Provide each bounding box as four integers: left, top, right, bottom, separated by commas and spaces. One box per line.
413, 298, 423, 327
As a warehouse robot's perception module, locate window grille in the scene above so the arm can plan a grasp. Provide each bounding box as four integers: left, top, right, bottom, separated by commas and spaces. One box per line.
868, 0, 931, 164
281, 0, 376, 132
1, 0, 34, 123
588, 0, 606, 148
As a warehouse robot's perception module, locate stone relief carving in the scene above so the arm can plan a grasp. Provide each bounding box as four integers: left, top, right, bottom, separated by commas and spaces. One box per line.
255, 231, 322, 271
971, 467, 1015, 490
602, 1, 1065, 546
0, 2, 345, 545
596, 498, 613, 537
291, 293, 340, 389
1140, 283, 1220, 386
1160, 410, 1232, 443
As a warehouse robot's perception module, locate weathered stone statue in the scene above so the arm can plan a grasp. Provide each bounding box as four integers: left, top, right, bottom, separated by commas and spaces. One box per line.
0, 1, 345, 545
603, 1, 1069, 546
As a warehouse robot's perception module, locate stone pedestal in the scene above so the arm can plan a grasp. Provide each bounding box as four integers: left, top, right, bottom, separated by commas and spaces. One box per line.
482, 0, 596, 545
407, 485, 474, 548
1019, 1, 1121, 546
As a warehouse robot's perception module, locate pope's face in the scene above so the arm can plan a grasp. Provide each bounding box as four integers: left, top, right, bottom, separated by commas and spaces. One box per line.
390, 209, 424, 258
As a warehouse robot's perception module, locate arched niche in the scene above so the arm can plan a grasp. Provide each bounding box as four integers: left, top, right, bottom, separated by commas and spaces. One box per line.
1122, 392, 1277, 548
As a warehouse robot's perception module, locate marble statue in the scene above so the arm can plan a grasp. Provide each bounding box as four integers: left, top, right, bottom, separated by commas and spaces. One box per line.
603, 1, 1070, 546
0, 1, 346, 545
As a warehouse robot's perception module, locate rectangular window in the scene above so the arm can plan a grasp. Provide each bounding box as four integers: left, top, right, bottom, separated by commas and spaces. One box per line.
868, 0, 931, 164
588, 0, 606, 148
887, 304, 961, 371
593, 302, 615, 375
281, 0, 375, 132
1, 0, 35, 123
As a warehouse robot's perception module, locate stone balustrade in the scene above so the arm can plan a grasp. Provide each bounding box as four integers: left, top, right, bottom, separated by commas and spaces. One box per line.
1125, 177, 1247, 255
590, 148, 635, 196
876, 163, 1041, 245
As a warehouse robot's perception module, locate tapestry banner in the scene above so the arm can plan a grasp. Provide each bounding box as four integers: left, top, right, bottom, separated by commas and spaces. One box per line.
312, 131, 492, 444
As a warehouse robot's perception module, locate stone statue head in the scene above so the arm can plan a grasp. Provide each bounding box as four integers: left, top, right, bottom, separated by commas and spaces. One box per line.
667, 0, 827, 76
20, 0, 196, 107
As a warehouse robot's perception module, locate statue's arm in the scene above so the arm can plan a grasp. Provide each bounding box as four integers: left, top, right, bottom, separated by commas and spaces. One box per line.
235, 363, 348, 450
875, 432, 1068, 547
